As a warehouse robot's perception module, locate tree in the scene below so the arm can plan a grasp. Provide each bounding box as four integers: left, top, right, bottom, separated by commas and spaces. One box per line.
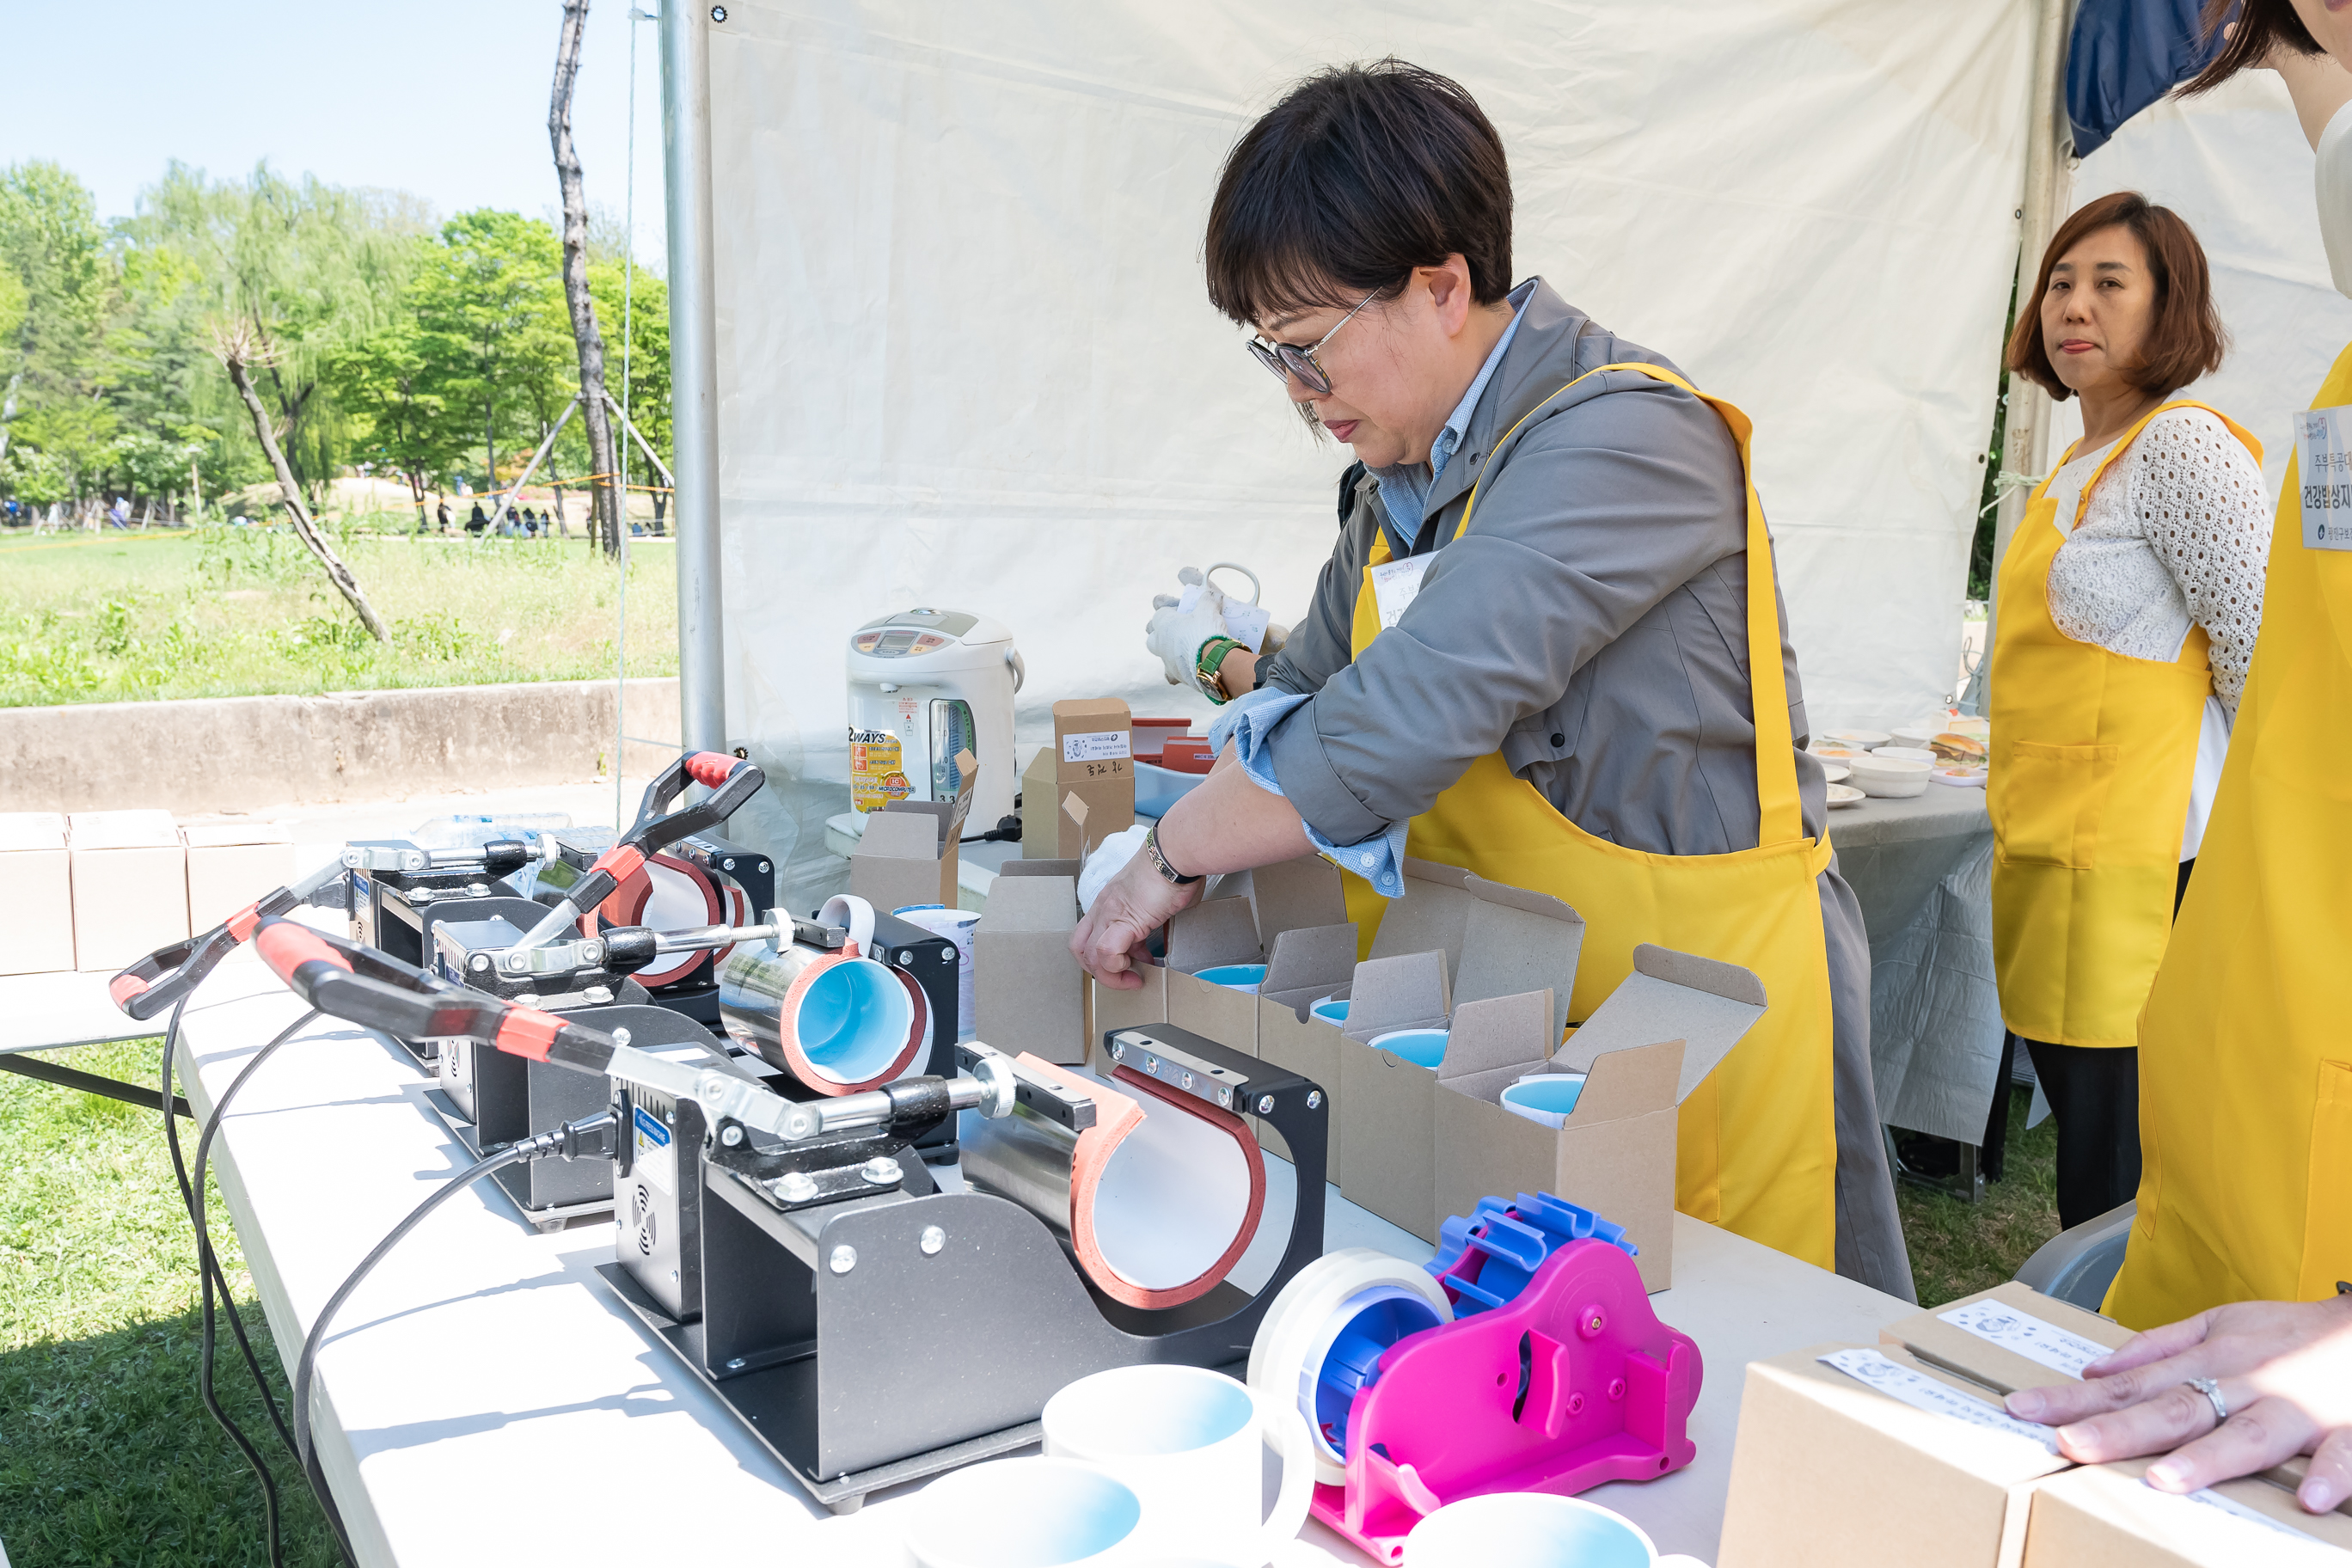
328, 306, 460, 529
131, 162, 426, 508
410, 209, 568, 499
550, 0, 624, 554
0, 162, 108, 469
214, 316, 389, 638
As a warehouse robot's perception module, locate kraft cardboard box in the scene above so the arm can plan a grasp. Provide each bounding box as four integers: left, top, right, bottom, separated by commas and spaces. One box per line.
1023, 700, 1133, 860
1717, 1341, 2075, 1568
69, 811, 188, 973
2023, 1456, 2352, 1565
1334, 861, 1586, 1241
0, 812, 75, 976
972, 864, 1087, 1065
181, 821, 297, 934
1433, 944, 1766, 1289
853, 749, 977, 913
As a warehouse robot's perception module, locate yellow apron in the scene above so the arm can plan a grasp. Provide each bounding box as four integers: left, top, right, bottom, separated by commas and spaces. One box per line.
1340, 363, 1838, 1269
1988, 401, 2260, 1049
2107, 351, 2352, 1326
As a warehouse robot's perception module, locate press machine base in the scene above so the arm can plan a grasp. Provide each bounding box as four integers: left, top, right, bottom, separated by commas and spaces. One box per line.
595, 1025, 1328, 1513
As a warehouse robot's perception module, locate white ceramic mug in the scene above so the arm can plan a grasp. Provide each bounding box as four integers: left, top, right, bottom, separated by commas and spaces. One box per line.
1043, 1364, 1315, 1567
1402, 1493, 1709, 1568
1498, 1072, 1588, 1130
903, 1456, 1146, 1568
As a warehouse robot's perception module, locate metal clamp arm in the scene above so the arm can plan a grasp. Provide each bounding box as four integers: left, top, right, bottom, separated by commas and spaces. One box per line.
110, 854, 357, 1020
516, 752, 766, 949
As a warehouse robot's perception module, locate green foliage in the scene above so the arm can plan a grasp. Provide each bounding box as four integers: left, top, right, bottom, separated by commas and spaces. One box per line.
0, 529, 677, 706
1898, 1087, 2062, 1307
0, 156, 673, 522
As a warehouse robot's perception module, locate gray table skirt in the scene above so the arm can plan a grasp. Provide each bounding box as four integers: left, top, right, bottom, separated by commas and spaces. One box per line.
1829, 787, 2006, 1145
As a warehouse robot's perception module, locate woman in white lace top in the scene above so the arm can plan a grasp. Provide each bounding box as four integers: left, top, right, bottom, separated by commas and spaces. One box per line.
1987, 190, 2269, 1233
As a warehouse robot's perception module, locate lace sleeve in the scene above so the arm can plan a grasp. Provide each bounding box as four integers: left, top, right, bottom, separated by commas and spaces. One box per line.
2125, 408, 2272, 717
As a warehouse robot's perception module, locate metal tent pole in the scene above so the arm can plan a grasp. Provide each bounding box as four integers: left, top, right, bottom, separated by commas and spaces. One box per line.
1973, 0, 2079, 714
661, 0, 727, 756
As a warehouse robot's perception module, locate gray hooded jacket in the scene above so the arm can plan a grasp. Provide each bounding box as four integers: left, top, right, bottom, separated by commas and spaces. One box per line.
1255, 279, 1913, 1299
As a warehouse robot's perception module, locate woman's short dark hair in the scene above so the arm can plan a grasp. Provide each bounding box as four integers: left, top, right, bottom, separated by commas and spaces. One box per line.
2180, 0, 2320, 97
1204, 59, 1512, 328
2005, 191, 2226, 400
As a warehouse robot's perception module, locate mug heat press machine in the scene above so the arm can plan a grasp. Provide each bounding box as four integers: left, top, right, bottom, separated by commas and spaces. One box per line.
525, 826, 775, 1029
597, 1021, 1329, 1511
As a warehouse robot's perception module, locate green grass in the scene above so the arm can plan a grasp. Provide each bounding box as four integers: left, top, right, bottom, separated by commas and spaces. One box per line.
0, 518, 677, 707
1899, 1086, 2063, 1308
0, 1039, 339, 1566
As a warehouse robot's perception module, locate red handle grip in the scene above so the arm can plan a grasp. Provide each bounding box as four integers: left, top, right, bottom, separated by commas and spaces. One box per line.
684, 750, 740, 788
588, 843, 648, 885
254, 923, 352, 988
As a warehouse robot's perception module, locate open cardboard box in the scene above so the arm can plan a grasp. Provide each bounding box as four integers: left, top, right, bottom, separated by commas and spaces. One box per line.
2023, 1455, 2352, 1565
1336, 859, 1586, 1242
971, 859, 1087, 1065
1022, 699, 1134, 861
0, 812, 75, 976
1433, 944, 1766, 1287
1717, 1339, 2076, 1568
851, 750, 977, 913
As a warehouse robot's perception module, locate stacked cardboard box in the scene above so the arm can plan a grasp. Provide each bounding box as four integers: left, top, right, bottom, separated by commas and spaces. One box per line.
1718, 1280, 2352, 1566
183, 820, 297, 931
852, 748, 978, 913
971, 859, 1087, 1065
1022, 699, 1135, 861
68, 811, 189, 972
0, 813, 74, 976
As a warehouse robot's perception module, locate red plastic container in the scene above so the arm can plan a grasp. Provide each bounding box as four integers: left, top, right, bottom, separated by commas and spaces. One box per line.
1130, 717, 1191, 763
1158, 738, 1214, 775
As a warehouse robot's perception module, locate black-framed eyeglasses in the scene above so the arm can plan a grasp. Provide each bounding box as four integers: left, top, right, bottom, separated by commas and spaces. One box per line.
1245, 289, 1380, 397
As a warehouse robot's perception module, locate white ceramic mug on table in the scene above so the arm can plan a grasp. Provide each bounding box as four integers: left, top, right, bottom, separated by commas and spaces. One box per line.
1042, 1363, 1315, 1567
1402, 1493, 1710, 1567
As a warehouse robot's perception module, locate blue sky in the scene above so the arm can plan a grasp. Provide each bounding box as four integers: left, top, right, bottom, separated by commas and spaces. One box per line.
4, 0, 668, 260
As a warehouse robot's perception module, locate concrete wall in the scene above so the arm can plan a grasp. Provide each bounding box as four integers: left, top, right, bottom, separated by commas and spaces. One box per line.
0, 679, 682, 815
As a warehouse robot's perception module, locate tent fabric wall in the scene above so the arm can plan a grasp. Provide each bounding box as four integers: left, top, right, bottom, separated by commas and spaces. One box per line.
2047, 70, 2352, 499
702, 1, 2037, 888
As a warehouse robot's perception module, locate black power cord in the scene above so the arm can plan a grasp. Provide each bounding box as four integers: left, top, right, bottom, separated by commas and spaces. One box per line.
291, 1113, 616, 1484
162, 997, 357, 1568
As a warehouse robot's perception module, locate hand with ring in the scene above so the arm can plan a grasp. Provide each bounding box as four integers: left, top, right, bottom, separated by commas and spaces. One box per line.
2003, 1294, 2352, 1511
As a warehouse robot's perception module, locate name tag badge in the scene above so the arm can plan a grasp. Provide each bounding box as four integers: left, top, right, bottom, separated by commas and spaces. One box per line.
1369, 553, 1436, 629
2297, 405, 2352, 550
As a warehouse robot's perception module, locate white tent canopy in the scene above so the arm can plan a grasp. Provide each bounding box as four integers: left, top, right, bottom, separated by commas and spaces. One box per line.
696, 2, 2044, 885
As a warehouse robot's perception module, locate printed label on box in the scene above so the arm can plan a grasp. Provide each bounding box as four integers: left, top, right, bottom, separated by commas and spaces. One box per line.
1817, 1348, 2058, 1454
1063, 731, 1132, 763
1937, 1299, 2111, 1379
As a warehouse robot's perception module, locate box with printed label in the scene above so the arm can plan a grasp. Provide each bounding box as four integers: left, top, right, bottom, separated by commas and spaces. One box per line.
1023, 699, 1134, 860
1716, 1340, 2076, 1568
1433, 944, 1765, 1288
69, 811, 188, 973
2022, 1455, 2352, 1565
182, 820, 297, 933
0, 812, 75, 975
1877, 1281, 2133, 1395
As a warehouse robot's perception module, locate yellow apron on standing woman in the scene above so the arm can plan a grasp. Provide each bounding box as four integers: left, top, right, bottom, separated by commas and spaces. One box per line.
1338, 363, 1838, 1269
1988, 401, 2261, 1049
2107, 352, 2352, 1326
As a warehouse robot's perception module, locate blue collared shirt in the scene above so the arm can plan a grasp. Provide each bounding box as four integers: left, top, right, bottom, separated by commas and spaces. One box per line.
1370, 279, 1533, 553
1207, 283, 1531, 897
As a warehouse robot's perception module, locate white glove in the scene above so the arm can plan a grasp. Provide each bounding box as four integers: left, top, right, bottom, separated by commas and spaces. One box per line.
1077, 822, 1151, 912
1146, 570, 1232, 695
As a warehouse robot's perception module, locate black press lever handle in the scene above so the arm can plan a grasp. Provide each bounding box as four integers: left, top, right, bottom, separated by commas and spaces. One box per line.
109, 856, 352, 1021
517, 752, 766, 947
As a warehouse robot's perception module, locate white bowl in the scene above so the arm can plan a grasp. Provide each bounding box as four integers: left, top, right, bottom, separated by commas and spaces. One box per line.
1826, 782, 1865, 808
1818, 762, 1851, 784
1931, 765, 1988, 789
1871, 745, 1937, 763
1849, 755, 1930, 799
1891, 725, 1942, 749
1822, 728, 1890, 750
